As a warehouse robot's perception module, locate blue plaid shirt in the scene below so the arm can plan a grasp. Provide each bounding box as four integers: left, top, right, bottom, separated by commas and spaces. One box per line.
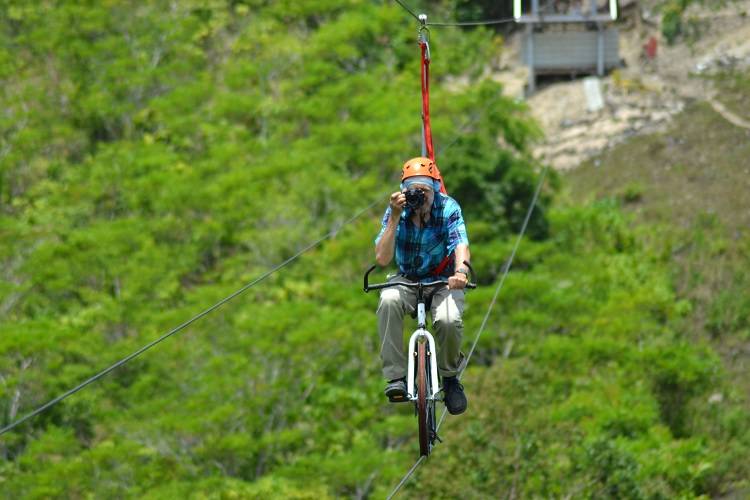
375, 193, 469, 280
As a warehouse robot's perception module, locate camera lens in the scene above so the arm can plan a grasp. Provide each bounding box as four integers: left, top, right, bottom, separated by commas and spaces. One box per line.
405, 188, 425, 209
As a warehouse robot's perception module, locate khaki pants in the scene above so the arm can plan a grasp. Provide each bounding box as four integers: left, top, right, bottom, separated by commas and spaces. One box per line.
377, 277, 465, 381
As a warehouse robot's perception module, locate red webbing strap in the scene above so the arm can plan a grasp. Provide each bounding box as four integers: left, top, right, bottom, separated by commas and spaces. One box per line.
432, 251, 454, 277
419, 40, 435, 163
419, 39, 448, 195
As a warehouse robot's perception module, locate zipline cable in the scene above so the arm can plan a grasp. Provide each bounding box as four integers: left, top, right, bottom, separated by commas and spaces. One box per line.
0, 196, 386, 438
385, 455, 425, 500
392, 0, 517, 27
428, 18, 517, 27
393, 0, 420, 21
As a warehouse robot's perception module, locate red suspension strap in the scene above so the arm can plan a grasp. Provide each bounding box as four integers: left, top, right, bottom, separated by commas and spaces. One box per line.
419, 36, 434, 162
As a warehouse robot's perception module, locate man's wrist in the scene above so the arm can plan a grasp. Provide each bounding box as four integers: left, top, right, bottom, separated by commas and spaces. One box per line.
455, 267, 469, 277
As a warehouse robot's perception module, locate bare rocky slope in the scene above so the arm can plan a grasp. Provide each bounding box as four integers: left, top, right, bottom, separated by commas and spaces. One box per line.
490, 0, 750, 170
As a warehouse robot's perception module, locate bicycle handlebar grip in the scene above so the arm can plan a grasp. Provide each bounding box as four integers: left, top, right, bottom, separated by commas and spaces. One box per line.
363, 265, 377, 292
463, 260, 475, 279
462, 261, 477, 289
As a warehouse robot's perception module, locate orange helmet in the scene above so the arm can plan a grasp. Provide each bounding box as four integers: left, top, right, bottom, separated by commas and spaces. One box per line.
401, 157, 441, 181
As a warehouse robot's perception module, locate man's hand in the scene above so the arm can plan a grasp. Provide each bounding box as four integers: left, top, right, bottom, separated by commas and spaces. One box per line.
389, 191, 406, 216
448, 271, 468, 290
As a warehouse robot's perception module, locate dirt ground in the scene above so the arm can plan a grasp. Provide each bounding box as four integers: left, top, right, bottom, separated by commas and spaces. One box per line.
491, 0, 750, 170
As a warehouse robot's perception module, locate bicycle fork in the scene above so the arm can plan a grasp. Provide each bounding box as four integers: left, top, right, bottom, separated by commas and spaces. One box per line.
406, 301, 441, 400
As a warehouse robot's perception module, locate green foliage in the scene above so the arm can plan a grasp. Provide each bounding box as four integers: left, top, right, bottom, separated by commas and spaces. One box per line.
405, 201, 748, 499
619, 182, 645, 204
660, 0, 723, 45
661, 1, 686, 44
0, 0, 747, 498
581, 438, 644, 499
0, 0, 549, 496
557, 77, 750, 498
644, 341, 718, 437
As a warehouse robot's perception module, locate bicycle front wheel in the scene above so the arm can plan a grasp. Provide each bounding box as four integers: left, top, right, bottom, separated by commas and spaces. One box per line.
417, 340, 430, 456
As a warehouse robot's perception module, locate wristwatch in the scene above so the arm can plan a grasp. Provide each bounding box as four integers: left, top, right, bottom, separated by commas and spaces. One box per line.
456, 267, 469, 277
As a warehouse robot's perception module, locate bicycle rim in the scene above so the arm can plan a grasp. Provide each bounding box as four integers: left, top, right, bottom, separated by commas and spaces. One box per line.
417, 341, 429, 456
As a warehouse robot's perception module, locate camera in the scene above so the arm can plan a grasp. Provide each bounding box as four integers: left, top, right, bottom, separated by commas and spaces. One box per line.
404, 188, 426, 209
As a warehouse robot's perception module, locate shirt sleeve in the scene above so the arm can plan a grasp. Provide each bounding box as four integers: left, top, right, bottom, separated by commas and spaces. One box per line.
374, 207, 392, 246
446, 201, 469, 253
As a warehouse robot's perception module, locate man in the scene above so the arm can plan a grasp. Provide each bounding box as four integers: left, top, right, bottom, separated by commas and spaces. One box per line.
374, 157, 471, 415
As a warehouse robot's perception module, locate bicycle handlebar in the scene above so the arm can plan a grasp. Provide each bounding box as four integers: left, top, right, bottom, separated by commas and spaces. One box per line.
363, 261, 477, 292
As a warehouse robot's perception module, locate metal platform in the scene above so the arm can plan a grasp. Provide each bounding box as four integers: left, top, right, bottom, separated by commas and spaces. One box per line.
514, 0, 621, 93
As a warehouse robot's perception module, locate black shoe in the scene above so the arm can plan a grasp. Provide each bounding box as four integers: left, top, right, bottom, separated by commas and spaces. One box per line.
385, 377, 408, 403
443, 376, 467, 415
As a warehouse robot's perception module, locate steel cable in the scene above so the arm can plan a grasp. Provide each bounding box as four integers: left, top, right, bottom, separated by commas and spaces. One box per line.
393, 0, 420, 21
385, 455, 425, 500
428, 18, 517, 27
392, 0, 517, 27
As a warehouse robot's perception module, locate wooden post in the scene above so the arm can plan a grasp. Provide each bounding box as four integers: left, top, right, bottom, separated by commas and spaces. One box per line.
596, 22, 604, 76
526, 23, 536, 93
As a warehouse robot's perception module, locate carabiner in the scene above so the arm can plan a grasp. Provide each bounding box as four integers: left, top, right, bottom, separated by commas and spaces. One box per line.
417, 14, 430, 60
418, 14, 429, 39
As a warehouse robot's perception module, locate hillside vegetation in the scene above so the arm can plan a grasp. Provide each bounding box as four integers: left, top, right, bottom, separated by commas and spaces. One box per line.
404, 71, 750, 499
1, 1, 748, 498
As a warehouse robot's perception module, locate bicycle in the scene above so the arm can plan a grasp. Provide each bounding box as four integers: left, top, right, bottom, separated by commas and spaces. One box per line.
363, 262, 476, 456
